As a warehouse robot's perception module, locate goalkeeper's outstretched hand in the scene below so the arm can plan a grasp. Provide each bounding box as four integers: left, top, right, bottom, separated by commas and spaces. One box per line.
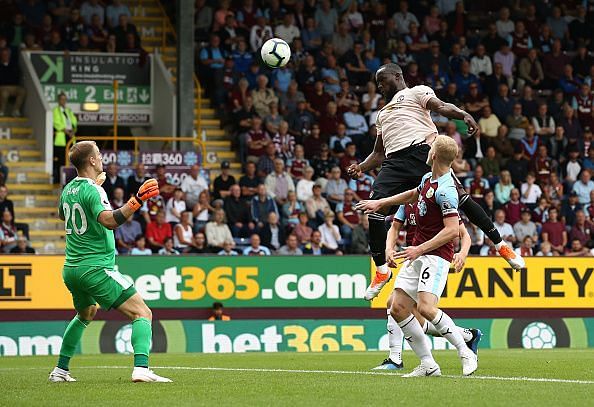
136, 178, 159, 201
126, 178, 159, 212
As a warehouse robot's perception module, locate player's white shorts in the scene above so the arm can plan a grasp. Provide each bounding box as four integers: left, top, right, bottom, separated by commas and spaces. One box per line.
394, 255, 450, 302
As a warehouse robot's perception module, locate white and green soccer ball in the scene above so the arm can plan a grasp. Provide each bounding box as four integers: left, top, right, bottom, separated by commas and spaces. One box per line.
521, 321, 557, 349
261, 38, 291, 68
115, 324, 134, 354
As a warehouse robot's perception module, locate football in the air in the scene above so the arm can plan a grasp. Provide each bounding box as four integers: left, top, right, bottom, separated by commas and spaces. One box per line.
261, 38, 291, 68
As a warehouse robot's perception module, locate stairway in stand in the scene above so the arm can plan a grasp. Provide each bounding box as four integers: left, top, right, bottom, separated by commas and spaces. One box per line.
0, 117, 63, 254
131, 0, 241, 183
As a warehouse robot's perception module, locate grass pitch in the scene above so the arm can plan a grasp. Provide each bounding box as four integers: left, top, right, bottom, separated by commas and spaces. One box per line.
0, 350, 592, 406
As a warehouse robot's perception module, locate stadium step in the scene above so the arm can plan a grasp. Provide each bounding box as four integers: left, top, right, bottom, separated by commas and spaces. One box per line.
8, 171, 51, 182
7, 183, 57, 192
0, 139, 37, 146
0, 150, 41, 159
31, 240, 65, 253
10, 194, 59, 203
5, 161, 45, 169
15, 206, 57, 216
204, 141, 231, 151
203, 162, 241, 170
29, 230, 65, 238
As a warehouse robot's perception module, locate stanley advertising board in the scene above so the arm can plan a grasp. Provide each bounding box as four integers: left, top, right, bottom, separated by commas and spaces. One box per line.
0, 256, 592, 310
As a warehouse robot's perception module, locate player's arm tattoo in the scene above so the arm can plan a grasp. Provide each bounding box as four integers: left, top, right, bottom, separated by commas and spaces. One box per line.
113, 208, 127, 226
359, 133, 385, 172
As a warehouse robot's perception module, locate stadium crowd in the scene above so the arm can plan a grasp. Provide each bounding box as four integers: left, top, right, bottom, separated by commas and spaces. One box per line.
189, 0, 594, 257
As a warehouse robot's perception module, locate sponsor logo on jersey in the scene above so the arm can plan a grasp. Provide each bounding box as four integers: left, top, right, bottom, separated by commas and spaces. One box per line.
426, 187, 434, 199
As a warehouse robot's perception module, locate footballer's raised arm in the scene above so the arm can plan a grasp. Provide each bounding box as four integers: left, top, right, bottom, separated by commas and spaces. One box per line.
426, 96, 479, 136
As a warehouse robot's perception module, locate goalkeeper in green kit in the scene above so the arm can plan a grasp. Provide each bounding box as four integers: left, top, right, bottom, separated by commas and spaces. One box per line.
49, 141, 172, 383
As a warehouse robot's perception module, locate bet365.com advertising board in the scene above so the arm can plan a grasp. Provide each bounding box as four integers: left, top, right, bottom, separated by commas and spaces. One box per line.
1, 318, 593, 356
0, 256, 592, 309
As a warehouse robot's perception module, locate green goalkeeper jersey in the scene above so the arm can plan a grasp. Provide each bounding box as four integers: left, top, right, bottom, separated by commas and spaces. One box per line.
59, 177, 116, 268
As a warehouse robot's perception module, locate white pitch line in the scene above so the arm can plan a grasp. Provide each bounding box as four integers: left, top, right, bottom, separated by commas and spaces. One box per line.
1, 365, 593, 385
90, 366, 594, 385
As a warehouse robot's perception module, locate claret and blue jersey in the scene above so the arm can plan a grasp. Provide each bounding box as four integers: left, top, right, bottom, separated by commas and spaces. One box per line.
413, 171, 459, 262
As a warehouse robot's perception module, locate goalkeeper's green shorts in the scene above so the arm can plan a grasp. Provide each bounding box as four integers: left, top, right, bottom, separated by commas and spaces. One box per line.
63, 266, 137, 311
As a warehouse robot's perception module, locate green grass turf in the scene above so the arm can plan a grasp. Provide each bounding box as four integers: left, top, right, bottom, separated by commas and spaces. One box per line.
0, 350, 592, 406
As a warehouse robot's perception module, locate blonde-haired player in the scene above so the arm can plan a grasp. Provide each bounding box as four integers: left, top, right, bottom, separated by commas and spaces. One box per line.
358, 135, 478, 377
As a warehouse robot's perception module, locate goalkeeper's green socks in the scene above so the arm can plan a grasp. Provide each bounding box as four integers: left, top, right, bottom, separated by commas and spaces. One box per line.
132, 317, 152, 368
57, 315, 89, 370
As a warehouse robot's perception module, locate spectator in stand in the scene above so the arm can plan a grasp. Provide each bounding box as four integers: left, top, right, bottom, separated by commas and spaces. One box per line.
205, 208, 233, 252
335, 189, 359, 240
130, 235, 152, 255
495, 170, 515, 205
311, 143, 338, 182
484, 63, 507, 101
393, 0, 419, 36
172, 211, 194, 253
287, 144, 309, 181
224, 184, 253, 237
249, 15, 273, 52
243, 233, 271, 256
165, 187, 186, 226
199, 34, 226, 109
513, 208, 538, 243
515, 236, 534, 257
281, 190, 302, 228
584, 147, 594, 172
480, 147, 500, 186
303, 230, 336, 255
0, 210, 17, 252
294, 211, 312, 244
264, 158, 295, 206
102, 163, 126, 201
541, 206, 568, 255
251, 183, 279, 229
145, 210, 172, 252
491, 83, 515, 123
0, 186, 14, 221
301, 16, 322, 53
506, 103, 530, 142
455, 60, 480, 98
348, 171, 374, 201
275, 13, 299, 45
257, 143, 277, 178
264, 101, 283, 135
296, 166, 315, 203
106, 0, 130, 29
239, 161, 260, 202
561, 191, 582, 227
217, 240, 238, 256
565, 238, 590, 256
463, 82, 488, 120
503, 188, 527, 226
339, 142, 358, 179
507, 147, 530, 188
158, 237, 180, 255
478, 106, 501, 139
110, 187, 125, 209
463, 130, 488, 168
325, 166, 347, 207
115, 216, 142, 254
519, 125, 540, 160
272, 121, 296, 161
464, 164, 489, 203
260, 212, 285, 251
493, 209, 516, 247
543, 39, 570, 89
87, 14, 108, 49
493, 44, 515, 88
519, 49, 544, 89
321, 55, 345, 96
208, 301, 231, 320
252, 75, 278, 118
247, 116, 271, 163
563, 149, 582, 187
278, 234, 303, 255
213, 161, 236, 200
572, 170, 594, 205
288, 98, 315, 140
9, 236, 35, 254
331, 21, 353, 58
532, 103, 555, 140
329, 123, 352, 157
536, 241, 553, 256
559, 64, 582, 96
569, 209, 592, 245
187, 232, 209, 254
126, 163, 149, 198
306, 183, 331, 225
546, 6, 569, 42
572, 84, 594, 132
318, 213, 342, 253
470, 44, 492, 81
0, 47, 25, 119
180, 164, 208, 209
80, 0, 104, 25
